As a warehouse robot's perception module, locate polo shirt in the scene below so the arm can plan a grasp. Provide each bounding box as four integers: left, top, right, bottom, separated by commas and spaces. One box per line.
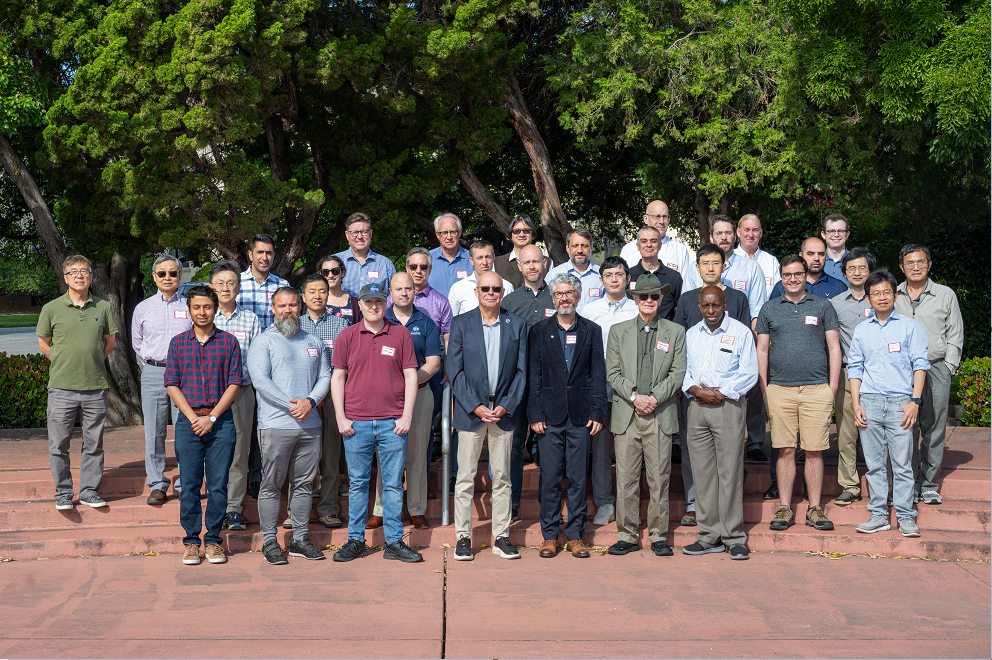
544, 261, 602, 312
683, 252, 767, 320
428, 246, 472, 296
332, 320, 418, 420
754, 292, 839, 387
620, 237, 694, 278
627, 262, 682, 321
333, 248, 397, 298
683, 316, 758, 401
37, 292, 118, 391
386, 284, 452, 334
830, 289, 874, 360
385, 306, 442, 369
733, 246, 781, 298
848, 310, 930, 397
769, 272, 848, 300
501, 283, 556, 328
674, 286, 751, 330
894, 278, 964, 369
237, 268, 290, 330
823, 249, 849, 284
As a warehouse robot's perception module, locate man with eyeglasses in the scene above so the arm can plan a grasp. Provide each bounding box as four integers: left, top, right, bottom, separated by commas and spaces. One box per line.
387, 247, 452, 347
627, 226, 682, 321
38, 255, 118, 511
769, 237, 847, 300
605, 274, 686, 558
495, 214, 549, 289
734, 214, 780, 298
447, 240, 514, 317
333, 212, 397, 297
132, 254, 191, 506
238, 233, 290, 330
683, 215, 767, 322
829, 247, 877, 506
620, 200, 693, 278
821, 213, 851, 284
893, 244, 963, 506
756, 255, 841, 534
544, 229, 601, 312
428, 213, 473, 297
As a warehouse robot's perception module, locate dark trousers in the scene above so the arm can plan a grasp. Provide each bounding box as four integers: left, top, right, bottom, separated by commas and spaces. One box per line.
539, 423, 591, 541
174, 410, 236, 546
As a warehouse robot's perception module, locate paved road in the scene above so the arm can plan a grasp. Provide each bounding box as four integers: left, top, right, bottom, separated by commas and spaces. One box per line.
0, 327, 40, 356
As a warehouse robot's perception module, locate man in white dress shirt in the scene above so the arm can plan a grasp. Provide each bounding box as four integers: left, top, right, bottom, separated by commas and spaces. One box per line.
620, 200, 693, 278
734, 214, 780, 298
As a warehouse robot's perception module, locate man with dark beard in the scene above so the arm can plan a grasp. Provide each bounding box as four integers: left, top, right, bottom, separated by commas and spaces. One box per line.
248, 287, 331, 565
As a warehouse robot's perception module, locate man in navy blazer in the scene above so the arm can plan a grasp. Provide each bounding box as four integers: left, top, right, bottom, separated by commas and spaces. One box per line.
528, 273, 607, 558
447, 271, 528, 561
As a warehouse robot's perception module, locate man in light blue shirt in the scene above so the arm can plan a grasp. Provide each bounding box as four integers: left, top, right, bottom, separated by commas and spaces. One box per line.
680, 286, 758, 560
821, 213, 851, 284
238, 233, 290, 330
544, 228, 602, 312
333, 212, 397, 297
849, 269, 929, 538
428, 213, 473, 296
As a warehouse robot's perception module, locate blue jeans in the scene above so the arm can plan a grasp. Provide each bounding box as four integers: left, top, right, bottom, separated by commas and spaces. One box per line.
861, 394, 917, 520
345, 419, 408, 544
174, 410, 236, 546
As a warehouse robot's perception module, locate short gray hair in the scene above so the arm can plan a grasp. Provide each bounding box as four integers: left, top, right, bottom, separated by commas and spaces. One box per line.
406, 246, 432, 267
550, 272, 582, 298
153, 253, 180, 271
433, 212, 462, 232
637, 225, 662, 241
63, 254, 92, 273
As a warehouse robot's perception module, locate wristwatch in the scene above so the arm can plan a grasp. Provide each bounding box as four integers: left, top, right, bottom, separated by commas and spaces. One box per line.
208, 414, 217, 423
306, 397, 317, 408
910, 397, 922, 405
630, 391, 638, 402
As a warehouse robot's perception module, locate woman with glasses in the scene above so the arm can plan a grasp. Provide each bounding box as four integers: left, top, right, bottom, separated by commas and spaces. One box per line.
318, 255, 361, 325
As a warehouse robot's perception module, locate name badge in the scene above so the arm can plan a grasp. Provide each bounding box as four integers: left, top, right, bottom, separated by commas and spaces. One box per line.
566, 334, 577, 345
588, 288, 602, 298
733, 280, 747, 291
323, 339, 333, 348
656, 340, 670, 352
456, 270, 468, 279
341, 308, 353, 316
888, 342, 902, 353
805, 315, 818, 326
720, 334, 735, 346
381, 346, 395, 357
545, 308, 555, 317
233, 331, 247, 341
266, 292, 272, 300
629, 282, 637, 290
307, 347, 319, 358
368, 270, 380, 279
173, 310, 188, 319
765, 276, 772, 285
864, 308, 875, 317
666, 262, 679, 271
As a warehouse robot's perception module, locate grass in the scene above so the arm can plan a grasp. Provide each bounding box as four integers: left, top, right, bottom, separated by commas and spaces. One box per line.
0, 314, 39, 328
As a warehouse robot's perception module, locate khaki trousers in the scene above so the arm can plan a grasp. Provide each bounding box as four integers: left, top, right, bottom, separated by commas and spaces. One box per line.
454, 422, 513, 541
834, 367, 861, 496
615, 412, 671, 544
687, 397, 746, 546
317, 397, 344, 518
374, 386, 434, 516
225, 384, 256, 513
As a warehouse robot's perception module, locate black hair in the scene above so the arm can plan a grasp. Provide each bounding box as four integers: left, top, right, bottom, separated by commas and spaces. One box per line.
865, 268, 898, 295
842, 247, 876, 273
250, 233, 276, 251
185, 284, 218, 308
695, 243, 726, 264
208, 260, 240, 282
600, 255, 629, 276
899, 244, 931, 264
780, 254, 808, 274
302, 273, 329, 290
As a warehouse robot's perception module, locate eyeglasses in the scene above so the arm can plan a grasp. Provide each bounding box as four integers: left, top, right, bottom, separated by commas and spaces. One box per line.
645, 214, 670, 220
712, 231, 734, 238
213, 283, 237, 290
635, 293, 661, 301
845, 265, 870, 273
155, 270, 179, 278
437, 230, 459, 238
511, 228, 532, 235
319, 267, 343, 277
781, 271, 806, 280
903, 260, 929, 270
65, 269, 92, 276
346, 229, 371, 237
823, 229, 849, 235
478, 286, 503, 293
868, 290, 894, 299
552, 290, 578, 300
407, 264, 430, 272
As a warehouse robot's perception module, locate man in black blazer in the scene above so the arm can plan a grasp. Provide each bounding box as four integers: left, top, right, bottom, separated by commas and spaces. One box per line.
447, 271, 528, 562
528, 273, 607, 558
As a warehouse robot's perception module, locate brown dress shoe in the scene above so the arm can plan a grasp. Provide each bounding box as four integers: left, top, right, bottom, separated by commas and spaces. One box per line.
410, 515, 430, 529
146, 489, 167, 505
366, 515, 384, 529
538, 539, 558, 558
567, 539, 591, 558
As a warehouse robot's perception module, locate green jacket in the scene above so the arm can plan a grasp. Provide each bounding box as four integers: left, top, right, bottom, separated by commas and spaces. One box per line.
605, 315, 686, 435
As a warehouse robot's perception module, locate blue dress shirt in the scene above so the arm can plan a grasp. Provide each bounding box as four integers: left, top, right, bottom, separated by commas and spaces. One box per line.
848, 310, 930, 396
823, 249, 849, 284
428, 246, 473, 297
769, 271, 848, 300
333, 248, 397, 297
544, 261, 603, 313
682, 316, 759, 401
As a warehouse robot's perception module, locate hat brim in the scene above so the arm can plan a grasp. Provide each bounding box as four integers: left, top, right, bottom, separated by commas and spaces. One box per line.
627, 282, 672, 299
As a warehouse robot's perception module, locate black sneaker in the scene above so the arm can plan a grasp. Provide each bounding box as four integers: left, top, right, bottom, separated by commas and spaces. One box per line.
288, 539, 326, 560
492, 536, 520, 559
747, 448, 768, 462
607, 540, 638, 555
223, 511, 247, 530
834, 491, 861, 506
262, 540, 288, 565
453, 536, 473, 561
333, 538, 368, 562
384, 539, 424, 563
682, 541, 725, 555
729, 544, 749, 560
510, 508, 522, 523
448, 476, 457, 494
651, 540, 673, 556
762, 483, 779, 500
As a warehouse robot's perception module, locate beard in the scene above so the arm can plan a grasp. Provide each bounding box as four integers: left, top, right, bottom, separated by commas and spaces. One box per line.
275, 313, 301, 338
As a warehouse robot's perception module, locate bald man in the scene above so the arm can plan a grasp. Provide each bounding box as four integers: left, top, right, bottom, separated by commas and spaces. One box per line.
620, 200, 693, 278
769, 237, 848, 300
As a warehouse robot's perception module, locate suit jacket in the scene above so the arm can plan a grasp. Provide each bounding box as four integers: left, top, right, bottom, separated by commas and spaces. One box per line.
527, 315, 607, 428
447, 307, 528, 432
606, 315, 687, 435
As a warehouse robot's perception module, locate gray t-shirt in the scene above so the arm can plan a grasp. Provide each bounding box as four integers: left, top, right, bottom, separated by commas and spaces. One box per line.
755, 293, 839, 386
830, 290, 874, 359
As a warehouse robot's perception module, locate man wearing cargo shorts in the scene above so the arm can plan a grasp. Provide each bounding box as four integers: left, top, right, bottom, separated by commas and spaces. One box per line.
756, 255, 842, 532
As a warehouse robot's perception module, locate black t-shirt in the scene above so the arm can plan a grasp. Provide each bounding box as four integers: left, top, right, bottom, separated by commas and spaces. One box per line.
628, 262, 682, 321
675, 286, 751, 330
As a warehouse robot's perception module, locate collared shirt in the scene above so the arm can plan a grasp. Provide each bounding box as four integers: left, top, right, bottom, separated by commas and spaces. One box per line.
501, 283, 556, 328
770, 271, 848, 300
848, 310, 930, 396
333, 248, 397, 298
683, 316, 758, 401
385, 306, 442, 369
428, 246, 473, 296
214, 306, 261, 384
164, 327, 243, 408
580, 295, 639, 352
544, 261, 603, 312
674, 287, 751, 330
830, 289, 875, 359
482, 315, 501, 395
557, 319, 578, 371
636, 317, 659, 395
332, 320, 418, 420
387, 284, 452, 334
626, 262, 682, 321
300, 310, 349, 365
448, 272, 515, 317
734, 246, 781, 298
894, 278, 964, 369
823, 249, 849, 284
247, 327, 331, 430
37, 292, 118, 391
131, 291, 192, 363
620, 237, 694, 279
237, 267, 290, 330
683, 252, 767, 320
755, 292, 840, 387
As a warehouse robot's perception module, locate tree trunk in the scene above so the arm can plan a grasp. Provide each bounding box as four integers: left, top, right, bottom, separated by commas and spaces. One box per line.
0, 133, 68, 292
502, 74, 571, 266
693, 189, 731, 245
456, 160, 514, 236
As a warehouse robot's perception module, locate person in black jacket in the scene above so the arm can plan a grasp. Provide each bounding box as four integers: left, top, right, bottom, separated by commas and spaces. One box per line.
527, 272, 607, 558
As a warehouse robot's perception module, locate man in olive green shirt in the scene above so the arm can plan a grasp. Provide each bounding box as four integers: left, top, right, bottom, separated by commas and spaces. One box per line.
37, 255, 118, 511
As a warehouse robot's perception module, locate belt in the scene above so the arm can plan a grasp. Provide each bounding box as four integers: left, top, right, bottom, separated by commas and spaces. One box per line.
418, 382, 429, 390
191, 407, 214, 416
841, 362, 848, 369
144, 359, 168, 368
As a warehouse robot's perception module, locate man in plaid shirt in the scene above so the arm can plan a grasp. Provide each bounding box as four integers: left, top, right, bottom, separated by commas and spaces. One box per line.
165, 285, 243, 566
237, 233, 290, 330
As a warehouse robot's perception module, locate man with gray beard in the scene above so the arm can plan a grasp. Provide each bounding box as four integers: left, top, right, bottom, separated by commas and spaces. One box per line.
248, 287, 331, 565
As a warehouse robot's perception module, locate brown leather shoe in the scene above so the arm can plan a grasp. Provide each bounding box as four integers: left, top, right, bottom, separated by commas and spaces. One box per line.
538, 539, 558, 558
567, 539, 591, 558
146, 489, 167, 505
366, 515, 384, 529
410, 515, 430, 529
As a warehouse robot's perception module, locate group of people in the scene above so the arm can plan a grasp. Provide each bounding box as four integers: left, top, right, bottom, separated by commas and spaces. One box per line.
36, 202, 964, 565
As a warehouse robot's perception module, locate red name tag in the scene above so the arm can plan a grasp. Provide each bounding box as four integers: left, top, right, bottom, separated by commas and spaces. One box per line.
588, 288, 601, 298
765, 276, 772, 285
456, 270, 468, 279
307, 347, 319, 358
666, 262, 679, 271
381, 346, 395, 357
323, 339, 333, 348
656, 340, 670, 352
720, 334, 735, 345
266, 292, 272, 300
566, 334, 577, 345
864, 308, 875, 317
888, 342, 901, 353
629, 282, 636, 290
341, 308, 353, 316
733, 280, 747, 291
368, 270, 380, 279
805, 315, 818, 325
233, 331, 247, 341
545, 308, 555, 317
174, 310, 188, 319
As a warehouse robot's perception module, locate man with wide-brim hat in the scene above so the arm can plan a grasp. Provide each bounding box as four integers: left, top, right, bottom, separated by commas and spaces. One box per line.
605, 273, 686, 557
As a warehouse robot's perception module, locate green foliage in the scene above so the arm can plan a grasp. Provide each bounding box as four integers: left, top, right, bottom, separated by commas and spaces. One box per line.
0, 352, 48, 428
191, 263, 213, 282
0, 35, 43, 133
0, 258, 60, 299
956, 356, 990, 427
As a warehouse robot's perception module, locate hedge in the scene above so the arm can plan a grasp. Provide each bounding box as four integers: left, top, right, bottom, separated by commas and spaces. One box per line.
0, 352, 49, 429
957, 356, 991, 428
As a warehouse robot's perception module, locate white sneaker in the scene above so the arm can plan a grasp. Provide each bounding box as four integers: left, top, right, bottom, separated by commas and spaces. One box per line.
856, 515, 891, 534
920, 490, 942, 505
592, 504, 615, 526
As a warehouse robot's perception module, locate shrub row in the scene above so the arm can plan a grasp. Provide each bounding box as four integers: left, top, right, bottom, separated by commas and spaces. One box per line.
0, 352, 49, 429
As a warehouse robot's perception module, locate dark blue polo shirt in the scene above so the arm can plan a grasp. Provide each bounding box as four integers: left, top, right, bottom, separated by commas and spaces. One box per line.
385, 306, 442, 369
770, 271, 848, 300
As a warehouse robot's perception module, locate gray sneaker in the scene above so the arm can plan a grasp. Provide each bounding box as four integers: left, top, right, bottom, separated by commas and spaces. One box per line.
856, 515, 891, 534
592, 504, 615, 526
898, 518, 921, 537
78, 495, 107, 508
55, 494, 74, 511
920, 490, 942, 505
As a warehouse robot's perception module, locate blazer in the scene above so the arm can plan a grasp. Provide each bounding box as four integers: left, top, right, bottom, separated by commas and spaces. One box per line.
527, 315, 607, 428
606, 315, 687, 436
447, 307, 528, 432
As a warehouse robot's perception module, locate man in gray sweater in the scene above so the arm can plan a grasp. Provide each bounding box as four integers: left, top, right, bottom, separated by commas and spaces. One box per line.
248, 287, 331, 565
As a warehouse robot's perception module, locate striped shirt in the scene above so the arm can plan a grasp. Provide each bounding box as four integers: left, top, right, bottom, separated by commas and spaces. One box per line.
213, 306, 261, 384
544, 261, 603, 312
333, 248, 396, 297
131, 291, 192, 363
388, 284, 453, 334
683, 317, 759, 401
164, 327, 243, 408
237, 268, 290, 330
300, 310, 349, 364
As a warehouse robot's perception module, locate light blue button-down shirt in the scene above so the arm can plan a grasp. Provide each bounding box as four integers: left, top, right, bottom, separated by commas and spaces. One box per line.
683, 252, 767, 320
823, 249, 849, 284
333, 248, 396, 298
544, 261, 603, 312
237, 268, 290, 330
848, 310, 930, 396
428, 246, 473, 297
682, 316, 758, 401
